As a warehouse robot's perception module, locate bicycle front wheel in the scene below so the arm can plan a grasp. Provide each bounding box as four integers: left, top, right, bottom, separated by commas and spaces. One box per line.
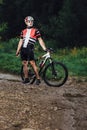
43, 62, 68, 87
20, 65, 36, 84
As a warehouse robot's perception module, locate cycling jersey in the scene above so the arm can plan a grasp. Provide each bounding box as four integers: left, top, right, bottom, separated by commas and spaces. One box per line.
20, 27, 41, 61
20, 27, 41, 48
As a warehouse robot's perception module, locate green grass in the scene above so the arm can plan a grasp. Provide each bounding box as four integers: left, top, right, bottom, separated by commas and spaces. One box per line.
0, 53, 21, 74
54, 47, 87, 77
0, 38, 87, 77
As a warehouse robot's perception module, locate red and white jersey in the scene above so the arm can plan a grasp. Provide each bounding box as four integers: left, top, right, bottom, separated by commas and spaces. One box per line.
20, 27, 41, 48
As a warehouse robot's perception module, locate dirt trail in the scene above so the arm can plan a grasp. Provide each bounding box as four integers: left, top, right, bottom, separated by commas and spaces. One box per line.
0, 73, 87, 130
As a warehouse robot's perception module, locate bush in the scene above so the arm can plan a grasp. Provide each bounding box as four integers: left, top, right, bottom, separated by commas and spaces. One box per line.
0, 38, 19, 53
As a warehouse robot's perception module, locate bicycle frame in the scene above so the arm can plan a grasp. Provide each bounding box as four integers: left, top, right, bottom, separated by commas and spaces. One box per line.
38, 51, 53, 75
39, 51, 53, 65
21, 48, 68, 86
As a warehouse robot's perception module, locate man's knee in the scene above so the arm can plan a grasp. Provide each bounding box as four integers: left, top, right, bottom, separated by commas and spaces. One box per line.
30, 60, 35, 66
22, 61, 28, 66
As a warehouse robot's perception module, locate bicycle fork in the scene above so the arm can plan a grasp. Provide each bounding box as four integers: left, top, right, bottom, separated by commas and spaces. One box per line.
51, 62, 57, 76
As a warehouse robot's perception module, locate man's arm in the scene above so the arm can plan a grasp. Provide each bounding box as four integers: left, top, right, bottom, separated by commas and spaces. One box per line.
38, 37, 47, 51
16, 39, 23, 56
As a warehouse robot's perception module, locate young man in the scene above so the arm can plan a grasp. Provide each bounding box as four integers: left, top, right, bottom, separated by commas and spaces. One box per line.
16, 16, 47, 85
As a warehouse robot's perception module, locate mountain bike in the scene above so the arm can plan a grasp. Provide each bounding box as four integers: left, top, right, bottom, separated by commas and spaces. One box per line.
20, 48, 68, 87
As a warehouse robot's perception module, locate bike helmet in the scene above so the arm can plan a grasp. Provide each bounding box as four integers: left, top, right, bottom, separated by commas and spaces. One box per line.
24, 16, 34, 22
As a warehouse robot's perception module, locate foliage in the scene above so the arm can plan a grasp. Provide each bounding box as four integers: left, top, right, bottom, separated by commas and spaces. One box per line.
0, 0, 3, 4
0, 22, 8, 40
0, 37, 19, 52
56, 0, 79, 47
55, 47, 87, 76
0, 53, 21, 74
0, 38, 87, 77
36, 0, 87, 48
0, 0, 87, 48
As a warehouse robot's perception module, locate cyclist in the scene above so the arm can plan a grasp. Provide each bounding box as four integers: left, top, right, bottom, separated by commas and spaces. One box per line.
16, 16, 47, 85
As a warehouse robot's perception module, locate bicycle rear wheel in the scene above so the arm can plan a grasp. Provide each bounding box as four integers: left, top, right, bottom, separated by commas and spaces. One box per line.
43, 61, 68, 87
20, 65, 36, 84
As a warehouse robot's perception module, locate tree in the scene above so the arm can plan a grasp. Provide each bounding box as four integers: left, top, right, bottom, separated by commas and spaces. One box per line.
56, 0, 80, 47
0, 0, 87, 48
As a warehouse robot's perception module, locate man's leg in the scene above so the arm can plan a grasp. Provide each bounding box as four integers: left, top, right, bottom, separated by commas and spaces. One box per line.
30, 60, 40, 79
30, 60, 41, 85
22, 60, 28, 78
22, 60, 29, 83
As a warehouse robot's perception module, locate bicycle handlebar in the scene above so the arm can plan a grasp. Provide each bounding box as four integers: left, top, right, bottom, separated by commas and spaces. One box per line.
45, 48, 54, 53
36, 48, 54, 60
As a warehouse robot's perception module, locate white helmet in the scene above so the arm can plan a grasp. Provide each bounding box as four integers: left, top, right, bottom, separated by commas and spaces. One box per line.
24, 16, 34, 22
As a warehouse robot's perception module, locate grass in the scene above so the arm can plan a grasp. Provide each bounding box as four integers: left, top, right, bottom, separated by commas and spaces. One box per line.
0, 38, 87, 77
0, 52, 21, 74
51, 47, 87, 77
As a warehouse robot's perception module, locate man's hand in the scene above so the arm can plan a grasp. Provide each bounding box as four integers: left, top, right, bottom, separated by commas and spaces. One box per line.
44, 48, 54, 53
16, 51, 20, 56
44, 48, 50, 52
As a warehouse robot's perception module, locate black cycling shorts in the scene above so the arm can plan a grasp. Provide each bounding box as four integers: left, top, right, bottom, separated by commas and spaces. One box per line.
20, 46, 34, 61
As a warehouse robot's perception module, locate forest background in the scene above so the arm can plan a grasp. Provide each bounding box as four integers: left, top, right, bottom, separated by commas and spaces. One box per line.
0, 0, 87, 77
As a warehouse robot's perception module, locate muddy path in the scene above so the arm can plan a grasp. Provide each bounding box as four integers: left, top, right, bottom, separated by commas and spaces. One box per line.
0, 73, 87, 130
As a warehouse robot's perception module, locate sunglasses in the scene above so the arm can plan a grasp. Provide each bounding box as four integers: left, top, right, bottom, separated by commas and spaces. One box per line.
26, 20, 34, 23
